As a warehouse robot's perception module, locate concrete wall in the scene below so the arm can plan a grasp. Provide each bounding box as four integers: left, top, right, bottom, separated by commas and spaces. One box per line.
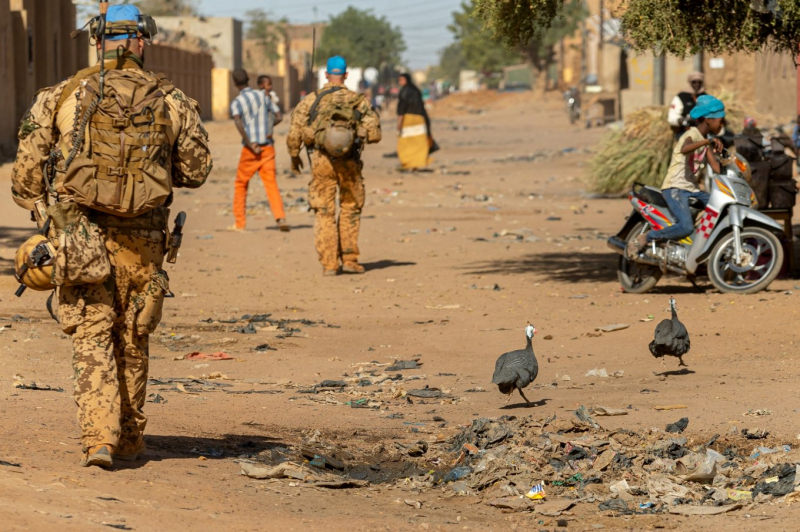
156, 17, 242, 71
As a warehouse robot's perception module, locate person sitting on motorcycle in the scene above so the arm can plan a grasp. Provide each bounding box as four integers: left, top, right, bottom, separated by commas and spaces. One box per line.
628, 95, 725, 256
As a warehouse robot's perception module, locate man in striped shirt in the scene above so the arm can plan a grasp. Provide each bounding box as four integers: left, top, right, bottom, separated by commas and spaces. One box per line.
230, 69, 289, 232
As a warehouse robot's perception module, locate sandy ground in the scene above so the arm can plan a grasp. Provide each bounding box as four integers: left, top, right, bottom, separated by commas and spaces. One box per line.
0, 91, 799, 531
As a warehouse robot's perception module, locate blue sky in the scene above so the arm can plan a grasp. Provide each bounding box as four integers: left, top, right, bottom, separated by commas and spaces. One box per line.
196, 0, 462, 70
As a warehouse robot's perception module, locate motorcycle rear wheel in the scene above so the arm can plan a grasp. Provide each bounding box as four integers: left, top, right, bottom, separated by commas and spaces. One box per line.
617, 223, 662, 294
708, 227, 783, 294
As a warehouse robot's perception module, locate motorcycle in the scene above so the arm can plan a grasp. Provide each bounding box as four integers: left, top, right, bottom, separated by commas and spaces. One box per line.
564, 87, 580, 125
607, 150, 785, 294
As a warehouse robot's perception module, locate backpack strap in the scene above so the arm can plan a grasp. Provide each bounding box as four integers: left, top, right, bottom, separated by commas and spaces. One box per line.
53, 53, 144, 121
307, 86, 344, 125
152, 72, 176, 95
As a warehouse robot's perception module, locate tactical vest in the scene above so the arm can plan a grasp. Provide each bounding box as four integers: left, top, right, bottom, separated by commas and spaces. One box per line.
60, 65, 175, 218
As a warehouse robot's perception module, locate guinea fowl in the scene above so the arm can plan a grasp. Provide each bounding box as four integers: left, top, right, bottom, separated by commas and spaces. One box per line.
492, 324, 539, 406
649, 297, 690, 367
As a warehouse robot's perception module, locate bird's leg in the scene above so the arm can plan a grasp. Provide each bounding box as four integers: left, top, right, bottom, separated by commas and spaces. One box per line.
660, 357, 666, 369
518, 388, 532, 407
678, 357, 688, 367
505, 392, 513, 405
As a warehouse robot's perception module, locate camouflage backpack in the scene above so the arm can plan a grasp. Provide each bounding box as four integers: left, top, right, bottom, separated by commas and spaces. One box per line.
305, 87, 365, 157
62, 68, 175, 217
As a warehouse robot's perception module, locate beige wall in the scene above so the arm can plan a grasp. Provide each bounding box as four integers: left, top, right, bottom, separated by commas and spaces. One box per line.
212, 68, 237, 122
621, 49, 797, 123
754, 51, 797, 118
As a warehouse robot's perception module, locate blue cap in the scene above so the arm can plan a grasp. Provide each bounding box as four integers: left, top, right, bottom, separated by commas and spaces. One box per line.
326, 56, 347, 75
690, 94, 725, 120
106, 4, 140, 41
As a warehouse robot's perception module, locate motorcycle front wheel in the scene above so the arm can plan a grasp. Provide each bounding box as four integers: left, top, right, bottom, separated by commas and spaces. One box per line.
708, 227, 783, 294
617, 223, 662, 294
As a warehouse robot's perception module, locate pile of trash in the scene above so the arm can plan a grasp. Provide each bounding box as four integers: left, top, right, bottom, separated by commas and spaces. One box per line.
401, 407, 800, 515
238, 404, 800, 516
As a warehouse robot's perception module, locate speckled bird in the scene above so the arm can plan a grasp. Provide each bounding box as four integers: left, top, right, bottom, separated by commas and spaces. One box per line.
492, 324, 539, 406
649, 297, 690, 367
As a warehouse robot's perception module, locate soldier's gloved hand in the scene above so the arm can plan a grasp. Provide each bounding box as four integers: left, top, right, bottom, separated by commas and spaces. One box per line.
291, 155, 304, 174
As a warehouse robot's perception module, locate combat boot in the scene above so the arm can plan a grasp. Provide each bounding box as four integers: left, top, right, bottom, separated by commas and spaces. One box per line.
81, 444, 114, 469
115, 442, 145, 462
342, 262, 365, 274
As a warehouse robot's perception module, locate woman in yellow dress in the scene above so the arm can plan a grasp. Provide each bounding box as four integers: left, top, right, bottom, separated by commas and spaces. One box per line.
396, 74, 436, 169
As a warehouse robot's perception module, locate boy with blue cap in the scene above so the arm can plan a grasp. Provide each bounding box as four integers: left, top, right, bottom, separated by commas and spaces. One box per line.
628, 94, 725, 256
287, 56, 382, 275
11, 4, 212, 469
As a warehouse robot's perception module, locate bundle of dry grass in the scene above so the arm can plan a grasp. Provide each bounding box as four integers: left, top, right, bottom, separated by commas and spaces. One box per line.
589, 107, 673, 195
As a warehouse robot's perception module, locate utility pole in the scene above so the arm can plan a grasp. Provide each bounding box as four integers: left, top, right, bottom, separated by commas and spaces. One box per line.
653, 52, 665, 106
598, 0, 604, 89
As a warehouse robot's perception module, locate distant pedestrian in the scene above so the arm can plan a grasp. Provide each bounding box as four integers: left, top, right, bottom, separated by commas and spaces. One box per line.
397, 73, 437, 169
258, 74, 283, 126
230, 69, 289, 232
667, 72, 706, 138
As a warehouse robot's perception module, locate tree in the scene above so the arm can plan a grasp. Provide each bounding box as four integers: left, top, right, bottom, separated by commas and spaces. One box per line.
519, 0, 585, 73
245, 9, 288, 63
473, 0, 563, 49
134, 0, 199, 17
621, 0, 800, 57
315, 7, 406, 69
429, 43, 468, 85
474, 0, 800, 58
449, 0, 519, 75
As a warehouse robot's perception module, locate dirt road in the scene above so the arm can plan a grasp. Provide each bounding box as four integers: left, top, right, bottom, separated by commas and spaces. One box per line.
1, 91, 799, 530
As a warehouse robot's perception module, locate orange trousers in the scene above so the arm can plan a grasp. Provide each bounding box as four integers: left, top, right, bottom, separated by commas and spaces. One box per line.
234, 145, 286, 228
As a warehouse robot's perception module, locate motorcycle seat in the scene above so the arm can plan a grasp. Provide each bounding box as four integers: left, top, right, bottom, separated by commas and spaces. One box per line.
636, 186, 705, 212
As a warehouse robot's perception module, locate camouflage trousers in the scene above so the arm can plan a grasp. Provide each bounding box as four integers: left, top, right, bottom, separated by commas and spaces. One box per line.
58, 227, 167, 454
308, 152, 365, 270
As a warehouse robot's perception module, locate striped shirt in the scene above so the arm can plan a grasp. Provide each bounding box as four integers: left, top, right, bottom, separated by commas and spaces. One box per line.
230, 87, 276, 146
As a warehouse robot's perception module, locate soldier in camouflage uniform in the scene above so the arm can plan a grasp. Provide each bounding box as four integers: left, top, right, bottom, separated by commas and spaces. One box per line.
287, 56, 381, 276
11, 5, 212, 468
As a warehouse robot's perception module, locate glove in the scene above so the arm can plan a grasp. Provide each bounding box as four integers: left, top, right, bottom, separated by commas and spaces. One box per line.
291, 155, 304, 174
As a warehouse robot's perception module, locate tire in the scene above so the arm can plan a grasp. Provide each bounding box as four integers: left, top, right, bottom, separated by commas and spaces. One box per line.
617, 222, 662, 294
708, 226, 783, 294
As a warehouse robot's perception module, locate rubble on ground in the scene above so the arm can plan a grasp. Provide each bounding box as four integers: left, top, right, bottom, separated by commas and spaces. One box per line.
238, 406, 800, 516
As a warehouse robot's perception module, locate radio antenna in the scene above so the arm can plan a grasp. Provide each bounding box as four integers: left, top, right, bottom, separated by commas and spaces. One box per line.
98, 0, 109, 98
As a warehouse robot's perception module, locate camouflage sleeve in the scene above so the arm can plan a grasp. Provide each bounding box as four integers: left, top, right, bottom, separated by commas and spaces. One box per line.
287, 94, 315, 157
168, 89, 213, 189
11, 83, 66, 211
357, 97, 382, 144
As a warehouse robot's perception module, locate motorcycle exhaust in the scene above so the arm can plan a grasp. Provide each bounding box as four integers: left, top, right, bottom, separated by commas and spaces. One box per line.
607, 237, 684, 275
607, 236, 626, 255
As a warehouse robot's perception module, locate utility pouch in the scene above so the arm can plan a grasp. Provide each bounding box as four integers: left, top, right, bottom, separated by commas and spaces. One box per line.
50, 203, 111, 287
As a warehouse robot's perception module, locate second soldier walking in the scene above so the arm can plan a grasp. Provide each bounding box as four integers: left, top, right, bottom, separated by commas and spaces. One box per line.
287, 56, 381, 276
